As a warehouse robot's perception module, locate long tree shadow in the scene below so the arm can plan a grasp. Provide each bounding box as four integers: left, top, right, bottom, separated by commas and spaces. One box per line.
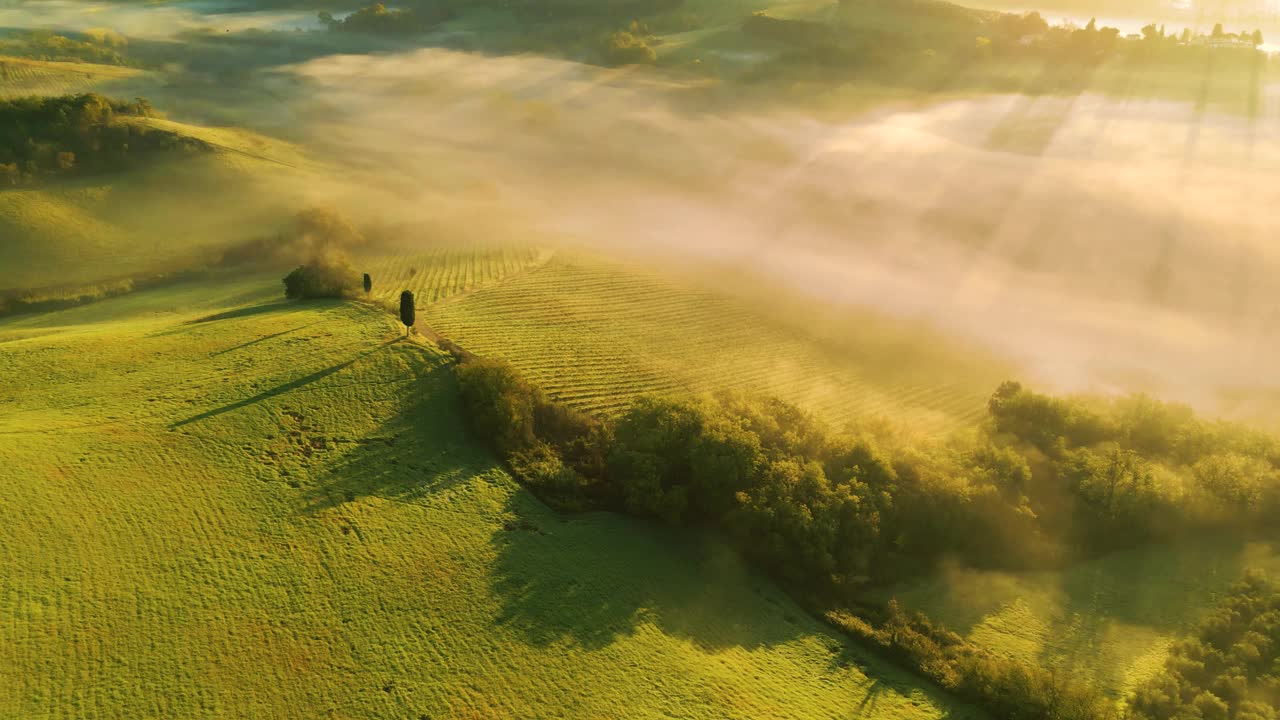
487, 498, 808, 652
488, 494, 989, 714
298, 344, 495, 513
210, 321, 320, 356
170, 338, 399, 429
187, 301, 298, 324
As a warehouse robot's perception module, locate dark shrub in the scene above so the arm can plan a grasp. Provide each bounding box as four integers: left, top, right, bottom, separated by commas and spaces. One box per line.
282, 260, 359, 299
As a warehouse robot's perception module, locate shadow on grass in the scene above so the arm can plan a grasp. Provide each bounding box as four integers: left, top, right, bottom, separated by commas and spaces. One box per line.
298, 344, 492, 512
487, 497, 807, 652
170, 338, 400, 428
209, 321, 320, 356
188, 300, 296, 324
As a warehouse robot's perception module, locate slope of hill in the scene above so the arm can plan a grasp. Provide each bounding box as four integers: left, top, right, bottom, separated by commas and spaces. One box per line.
0, 275, 984, 719
423, 252, 1009, 433
0, 56, 150, 99
0, 117, 313, 292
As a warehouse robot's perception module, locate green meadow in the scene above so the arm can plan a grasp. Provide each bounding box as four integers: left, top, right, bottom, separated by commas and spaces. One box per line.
880, 538, 1280, 702
0, 277, 983, 719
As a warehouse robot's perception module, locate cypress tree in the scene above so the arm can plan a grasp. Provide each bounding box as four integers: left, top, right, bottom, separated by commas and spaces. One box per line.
363, 273, 372, 294
399, 290, 416, 334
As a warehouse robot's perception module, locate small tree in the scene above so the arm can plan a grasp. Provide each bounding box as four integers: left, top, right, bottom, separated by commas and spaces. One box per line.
399, 290, 416, 335
363, 273, 372, 294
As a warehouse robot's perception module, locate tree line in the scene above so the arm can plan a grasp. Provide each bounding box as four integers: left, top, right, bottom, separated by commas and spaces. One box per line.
445, 351, 1280, 718
0, 29, 131, 67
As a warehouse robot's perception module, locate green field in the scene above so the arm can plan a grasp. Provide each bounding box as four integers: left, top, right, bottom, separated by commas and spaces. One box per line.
880, 538, 1280, 702
423, 252, 1008, 431
0, 120, 315, 292
0, 56, 149, 99
358, 245, 551, 306
0, 275, 983, 719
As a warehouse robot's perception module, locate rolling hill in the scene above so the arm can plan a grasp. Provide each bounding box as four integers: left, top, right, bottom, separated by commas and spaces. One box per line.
421, 251, 1010, 433
0, 274, 985, 719
0, 116, 316, 292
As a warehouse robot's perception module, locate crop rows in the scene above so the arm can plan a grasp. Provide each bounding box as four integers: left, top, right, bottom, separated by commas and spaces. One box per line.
358, 245, 549, 306
0, 60, 137, 99
426, 255, 997, 432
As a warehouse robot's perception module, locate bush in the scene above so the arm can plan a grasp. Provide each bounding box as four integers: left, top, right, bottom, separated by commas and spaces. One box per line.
454, 357, 610, 507
603, 29, 657, 65
282, 260, 359, 300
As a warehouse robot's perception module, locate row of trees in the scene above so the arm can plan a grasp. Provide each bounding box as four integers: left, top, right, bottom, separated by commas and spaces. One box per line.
1130, 572, 1280, 720
983, 13, 1268, 64
455, 359, 1280, 589
0, 94, 201, 184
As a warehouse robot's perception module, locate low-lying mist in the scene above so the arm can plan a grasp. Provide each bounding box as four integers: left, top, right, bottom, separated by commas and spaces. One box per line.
273, 47, 1280, 422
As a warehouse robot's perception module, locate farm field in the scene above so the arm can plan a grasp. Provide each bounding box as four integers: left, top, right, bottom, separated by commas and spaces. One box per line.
0, 275, 983, 720
0, 56, 150, 99
424, 253, 1010, 431
879, 538, 1280, 702
357, 245, 551, 306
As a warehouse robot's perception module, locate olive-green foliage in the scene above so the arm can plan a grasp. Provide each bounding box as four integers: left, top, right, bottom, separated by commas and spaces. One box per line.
1130, 572, 1280, 720
282, 260, 360, 300
0, 94, 197, 184
454, 357, 609, 508
829, 602, 1116, 720
987, 381, 1280, 549
0, 30, 128, 66
608, 394, 886, 589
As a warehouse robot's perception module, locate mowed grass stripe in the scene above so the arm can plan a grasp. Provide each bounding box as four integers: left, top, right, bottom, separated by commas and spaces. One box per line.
358, 245, 547, 306
427, 254, 1000, 430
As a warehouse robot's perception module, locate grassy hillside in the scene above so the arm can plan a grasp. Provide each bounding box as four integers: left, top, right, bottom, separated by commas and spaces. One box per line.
0, 56, 149, 99
0, 118, 313, 292
0, 276, 983, 719
422, 252, 1008, 432
879, 538, 1280, 702
358, 245, 552, 306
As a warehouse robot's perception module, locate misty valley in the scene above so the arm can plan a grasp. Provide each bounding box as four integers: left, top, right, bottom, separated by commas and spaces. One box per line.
4, 0, 1280, 718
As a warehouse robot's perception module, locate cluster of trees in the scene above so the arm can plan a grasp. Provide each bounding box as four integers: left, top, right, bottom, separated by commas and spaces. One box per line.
979, 14, 1122, 63
274, 208, 373, 300
318, 4, 455, 35
0, 94, 202, 184
980, 13, 1266, 66
454, 357, 1280, 590
449, 352, 1280, 718
449, 358, 1128, 716
602, 21, 659, 65
0, 29, 130, 66
1130, 572, 1280, 720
